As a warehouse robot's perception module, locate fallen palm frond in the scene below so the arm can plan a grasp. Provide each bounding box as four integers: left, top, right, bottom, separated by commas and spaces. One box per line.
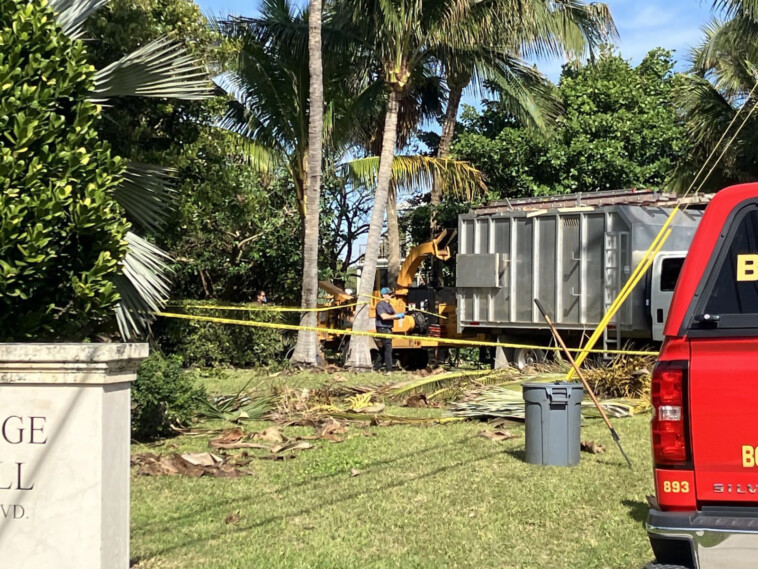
328, 411, 464, 425
584, 353, 656, 399
582, 398, 650, 416
199, 382, 276, 422
447, 387, 527, 420
390, 368, 518, 402
326, 382, 394, 398
446, 385, 638, 421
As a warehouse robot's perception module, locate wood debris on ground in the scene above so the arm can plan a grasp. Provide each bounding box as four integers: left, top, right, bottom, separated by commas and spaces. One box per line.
130, 452, 253, 478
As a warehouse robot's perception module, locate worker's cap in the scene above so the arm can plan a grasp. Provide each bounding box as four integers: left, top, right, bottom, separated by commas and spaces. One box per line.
380, 287, 393, 295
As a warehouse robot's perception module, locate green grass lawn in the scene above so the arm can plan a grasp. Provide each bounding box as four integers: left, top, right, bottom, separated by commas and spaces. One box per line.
131, 370, 655, 569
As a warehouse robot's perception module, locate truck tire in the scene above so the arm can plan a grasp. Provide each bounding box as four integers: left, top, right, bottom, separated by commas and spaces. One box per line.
513, 348, 546, 370
645, 563, 691, 569
398, 349, 429, 371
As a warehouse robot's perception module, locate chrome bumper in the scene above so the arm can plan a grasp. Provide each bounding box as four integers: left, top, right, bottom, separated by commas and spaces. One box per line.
647, 508, 758, 569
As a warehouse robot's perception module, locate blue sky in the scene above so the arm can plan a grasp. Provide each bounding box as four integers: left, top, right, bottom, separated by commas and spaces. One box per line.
196, 0, 718, 81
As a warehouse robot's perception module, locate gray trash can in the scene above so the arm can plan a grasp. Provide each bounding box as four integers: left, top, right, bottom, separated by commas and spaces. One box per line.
522, 382, 583, 466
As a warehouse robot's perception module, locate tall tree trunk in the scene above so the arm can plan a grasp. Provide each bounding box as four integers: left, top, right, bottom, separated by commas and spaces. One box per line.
430, 80, 464, 286
386, 184, 400, 288
430, 82, 464, 213
345, 89, 401, 370
290, 0, 324, 366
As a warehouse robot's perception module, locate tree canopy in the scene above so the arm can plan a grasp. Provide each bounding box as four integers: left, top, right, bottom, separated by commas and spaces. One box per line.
453, 48, 689, 198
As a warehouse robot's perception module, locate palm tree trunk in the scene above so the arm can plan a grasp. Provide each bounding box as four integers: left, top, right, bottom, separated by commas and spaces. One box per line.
430, 81, 464, 286
345, 89, 401, 370
290, 0, 324, 366
386, 183, 400, 287
430, 82, 464, 212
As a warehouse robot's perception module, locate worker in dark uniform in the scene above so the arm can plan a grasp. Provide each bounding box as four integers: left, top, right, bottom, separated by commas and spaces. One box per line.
374, 287, 405, 372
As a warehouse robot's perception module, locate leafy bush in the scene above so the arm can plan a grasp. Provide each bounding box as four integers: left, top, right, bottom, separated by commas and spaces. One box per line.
132, 352, 207, 441
0, 0, 128, 340
153, 301, 295, 368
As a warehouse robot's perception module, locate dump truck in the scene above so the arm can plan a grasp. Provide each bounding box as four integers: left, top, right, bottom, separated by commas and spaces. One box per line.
455, 189, 712, 367
323, 189, 712, 369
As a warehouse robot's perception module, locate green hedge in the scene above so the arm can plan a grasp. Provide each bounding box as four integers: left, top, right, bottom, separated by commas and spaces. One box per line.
0, 0, 128, 340
153, 301, 295, 368
132, 352, 207, 441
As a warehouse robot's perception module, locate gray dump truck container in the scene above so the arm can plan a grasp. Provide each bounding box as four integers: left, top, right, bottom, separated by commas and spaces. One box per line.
456, 190, 705, 345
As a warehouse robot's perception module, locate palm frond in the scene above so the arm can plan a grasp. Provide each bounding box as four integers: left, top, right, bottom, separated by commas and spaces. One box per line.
344, 155, 486, 199
113, 232, 172, 340
466, 47, 562, 130
712, 0, 758, 22
113, 163, 175, 233
48, 0, 109, 38
527, 0, 616, 60
92, 37, 213, 101
391, 369, 513, 396
693, 16, 758, 100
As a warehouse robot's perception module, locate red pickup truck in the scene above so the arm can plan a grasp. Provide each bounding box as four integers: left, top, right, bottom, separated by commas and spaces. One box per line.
647, 183, 758, 568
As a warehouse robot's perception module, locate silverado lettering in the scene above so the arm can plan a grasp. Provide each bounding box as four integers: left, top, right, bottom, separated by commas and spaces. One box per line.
713, 483, 758, 494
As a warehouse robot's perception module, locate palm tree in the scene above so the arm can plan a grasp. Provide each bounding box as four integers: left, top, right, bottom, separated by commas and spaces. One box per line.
340, 0, 499, 369
222, 2, 485, 366
48, 0, 213, 339
353, 66, 447, 288
290, 0, 326, 365
219, 1, 342, 366
670, 0, 758, 192
430, 0, 617, 238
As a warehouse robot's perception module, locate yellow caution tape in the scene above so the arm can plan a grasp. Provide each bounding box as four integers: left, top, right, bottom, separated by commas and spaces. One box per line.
155, 310, 659, 357
169, 302, 367, 313
407, 307, 448, 320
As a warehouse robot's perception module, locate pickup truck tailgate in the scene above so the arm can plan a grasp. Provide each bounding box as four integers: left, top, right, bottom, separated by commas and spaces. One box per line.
690, 338, 758, 503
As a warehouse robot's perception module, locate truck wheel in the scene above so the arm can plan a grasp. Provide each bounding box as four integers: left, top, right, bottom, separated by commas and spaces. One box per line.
645, 563, 691, 569
398, 349, 429, 371
411, 349, 429, 370
513, 348, 546, 370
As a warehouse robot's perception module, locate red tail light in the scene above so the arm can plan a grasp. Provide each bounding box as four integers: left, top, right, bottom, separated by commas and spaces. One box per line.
651, 360, 689, 465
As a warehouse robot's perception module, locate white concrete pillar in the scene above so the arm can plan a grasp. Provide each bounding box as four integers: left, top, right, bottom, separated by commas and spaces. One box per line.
0, 343, 148, 569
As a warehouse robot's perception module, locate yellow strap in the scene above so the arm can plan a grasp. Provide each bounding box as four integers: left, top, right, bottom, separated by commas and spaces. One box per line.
155, 310, 658, 357
566, 226, 672, 379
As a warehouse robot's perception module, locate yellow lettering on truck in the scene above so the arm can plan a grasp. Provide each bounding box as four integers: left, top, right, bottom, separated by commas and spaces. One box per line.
743, 445, 756, 467
737, 254, 758, 281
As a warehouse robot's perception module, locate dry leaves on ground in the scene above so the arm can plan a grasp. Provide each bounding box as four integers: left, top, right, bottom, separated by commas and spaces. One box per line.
209, 428, 270, 450
316, 417, 348, 442
207, 421, 348, 457
253, 426, 286, 443
131, 452, 253, 478
581, 440, 606, 454
478, 429, 519, 443
405, 393, 429, 408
